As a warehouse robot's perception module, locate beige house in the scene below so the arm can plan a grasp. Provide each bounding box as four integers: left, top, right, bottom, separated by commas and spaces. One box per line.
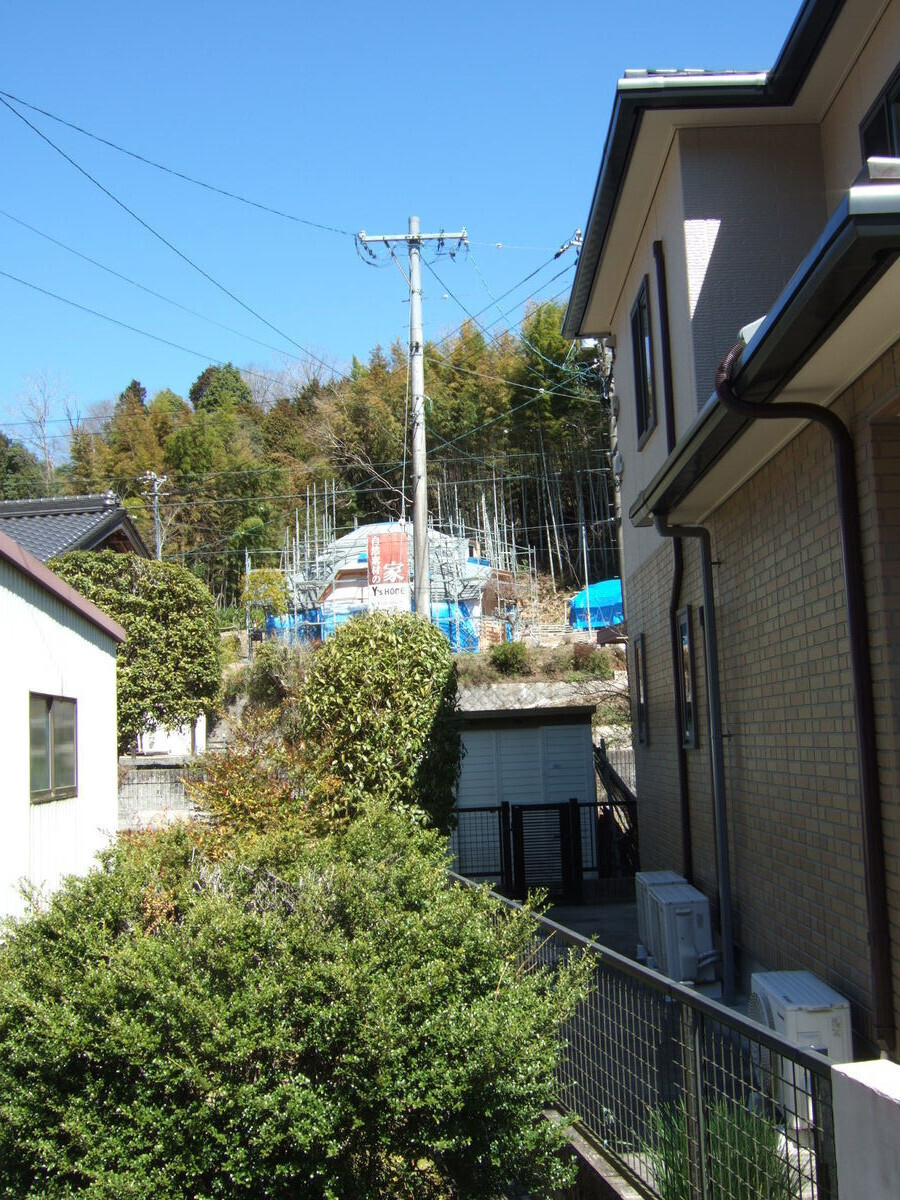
564, 0, 900, 1055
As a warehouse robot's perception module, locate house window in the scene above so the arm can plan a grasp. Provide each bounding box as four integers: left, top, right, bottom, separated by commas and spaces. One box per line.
861, 64, 900, 160
29, 694, 77, 801
676, 606, 697, 749
633, 633, 649, 745
631, 277, 656, 448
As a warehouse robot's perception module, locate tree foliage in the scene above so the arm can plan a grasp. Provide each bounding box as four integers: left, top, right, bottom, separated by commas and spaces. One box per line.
50, 300, 616, 603
48, 551, 220, 751
241, 567, 289, 628
0, 808, 585, 1200
0, 432, 44, 499
295, 612, 461, 831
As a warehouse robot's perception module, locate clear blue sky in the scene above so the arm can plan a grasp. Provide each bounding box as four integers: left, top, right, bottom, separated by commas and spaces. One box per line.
1, 0, 794, 451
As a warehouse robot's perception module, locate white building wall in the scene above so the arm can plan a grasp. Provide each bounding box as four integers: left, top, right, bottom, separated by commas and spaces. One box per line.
457, 722, 595, 809
1, 561, 119, 918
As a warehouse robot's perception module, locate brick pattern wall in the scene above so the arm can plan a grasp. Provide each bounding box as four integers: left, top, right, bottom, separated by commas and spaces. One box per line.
624, 341, 900, 1047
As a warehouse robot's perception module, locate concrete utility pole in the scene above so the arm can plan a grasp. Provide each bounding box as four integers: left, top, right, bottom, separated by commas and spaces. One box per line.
358, 217, 466, 618
141, 471, 167, 561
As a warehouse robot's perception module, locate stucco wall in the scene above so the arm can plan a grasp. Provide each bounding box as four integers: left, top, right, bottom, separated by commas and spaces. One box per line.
821, 0, 900, 206
1, 562, 119, 918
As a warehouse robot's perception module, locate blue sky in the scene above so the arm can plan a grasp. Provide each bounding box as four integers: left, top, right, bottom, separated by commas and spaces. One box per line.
1, 0, 794, 451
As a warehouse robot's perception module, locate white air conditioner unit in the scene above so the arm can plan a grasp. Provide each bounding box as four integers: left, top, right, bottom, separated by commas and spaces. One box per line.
749, 970, 852, 1133
635, 870, 685, 950
647, 882, 716, 983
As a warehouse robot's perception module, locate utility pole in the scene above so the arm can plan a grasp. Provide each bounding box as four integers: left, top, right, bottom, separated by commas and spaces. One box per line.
358, 217, 466, 618
142, 471, 167, 561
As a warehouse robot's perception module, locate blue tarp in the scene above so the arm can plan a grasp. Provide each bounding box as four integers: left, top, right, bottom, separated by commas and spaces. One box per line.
568, 578, 624, 630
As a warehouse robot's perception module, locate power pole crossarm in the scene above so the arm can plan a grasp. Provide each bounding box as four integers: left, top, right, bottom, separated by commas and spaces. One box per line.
357, 217, 466, 618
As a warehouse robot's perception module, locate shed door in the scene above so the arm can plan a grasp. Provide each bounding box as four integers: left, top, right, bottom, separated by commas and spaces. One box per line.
498, 729, 543, 806
542, 724, 595, 805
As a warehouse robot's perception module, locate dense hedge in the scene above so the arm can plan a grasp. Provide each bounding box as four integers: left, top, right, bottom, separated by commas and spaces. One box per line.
295, 612, 462, 831
49, 551, 220, 752
0, 810, 586, 1199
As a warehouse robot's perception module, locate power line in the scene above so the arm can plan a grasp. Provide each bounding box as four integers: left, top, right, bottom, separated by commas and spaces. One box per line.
0, 89, 353, 237
0, 95, 348, 383
0, 207, 317, 362
0, 269, 341, 398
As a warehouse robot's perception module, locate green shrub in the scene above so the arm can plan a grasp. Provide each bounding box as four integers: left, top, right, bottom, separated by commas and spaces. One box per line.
296, 613, 461, 831
49, 551, 220, 752
645, 1097, 793, 1200
572, 642, 614, 679
0, 809, 587, 1200
489, 639, 530, 676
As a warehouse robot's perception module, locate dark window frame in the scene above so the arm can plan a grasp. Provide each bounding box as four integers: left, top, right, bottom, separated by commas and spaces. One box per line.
676, 605, 697, 749
633, 633, 649, 745
860, 61, 900, 162
29, 693, 78, 803
630, 276, 657, 449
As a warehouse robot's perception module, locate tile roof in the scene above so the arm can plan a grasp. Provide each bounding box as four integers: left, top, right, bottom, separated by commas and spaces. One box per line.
0, 529, 126, 643
0, 493, 150, 561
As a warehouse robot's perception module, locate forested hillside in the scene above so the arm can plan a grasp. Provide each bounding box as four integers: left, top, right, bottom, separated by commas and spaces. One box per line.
3, 301, 616, 605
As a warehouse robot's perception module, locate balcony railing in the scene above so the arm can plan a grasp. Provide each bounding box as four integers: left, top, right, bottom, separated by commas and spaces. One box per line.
452, 875, 838, 1200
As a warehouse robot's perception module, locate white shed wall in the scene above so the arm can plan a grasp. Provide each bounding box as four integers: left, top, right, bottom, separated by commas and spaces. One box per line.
457, 721, 596, 810
1, 561, 119, 918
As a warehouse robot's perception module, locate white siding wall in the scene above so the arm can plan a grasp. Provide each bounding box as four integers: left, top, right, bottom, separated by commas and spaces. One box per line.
1, 561, 119, 918
457, 721, 596, 809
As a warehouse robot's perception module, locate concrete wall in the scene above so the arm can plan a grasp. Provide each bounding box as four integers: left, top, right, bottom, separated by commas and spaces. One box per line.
833, 1059, 900, 1200
118, 757, 197, 831
1, 560, 119, 918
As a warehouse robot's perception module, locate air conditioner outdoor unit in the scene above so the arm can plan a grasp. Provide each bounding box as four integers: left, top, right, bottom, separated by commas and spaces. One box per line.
635, 870, 685, 950
646, 881, 716, 983
749, 970, 852, 1133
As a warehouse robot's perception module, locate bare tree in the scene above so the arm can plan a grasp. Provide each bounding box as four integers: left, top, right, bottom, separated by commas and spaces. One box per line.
16, 369, 72, 494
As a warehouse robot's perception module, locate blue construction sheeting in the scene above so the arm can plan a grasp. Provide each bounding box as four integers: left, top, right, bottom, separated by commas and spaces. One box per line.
431, 601, 480, 653
568, 578, 624, 630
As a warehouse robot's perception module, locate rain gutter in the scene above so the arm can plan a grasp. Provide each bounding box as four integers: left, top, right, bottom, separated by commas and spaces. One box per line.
716, 341, 895, 1053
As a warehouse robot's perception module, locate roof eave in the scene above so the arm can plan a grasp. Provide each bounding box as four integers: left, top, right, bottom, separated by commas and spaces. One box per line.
562, 0, 846, 340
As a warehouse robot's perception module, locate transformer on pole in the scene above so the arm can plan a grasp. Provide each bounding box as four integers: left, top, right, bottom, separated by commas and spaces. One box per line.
357, 217, 467, 617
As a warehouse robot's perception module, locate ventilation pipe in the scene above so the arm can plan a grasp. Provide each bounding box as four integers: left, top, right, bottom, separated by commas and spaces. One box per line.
716, 341, 894, 1052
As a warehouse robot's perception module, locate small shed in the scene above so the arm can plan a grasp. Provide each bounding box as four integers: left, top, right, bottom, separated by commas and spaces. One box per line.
453, 705, 599, 902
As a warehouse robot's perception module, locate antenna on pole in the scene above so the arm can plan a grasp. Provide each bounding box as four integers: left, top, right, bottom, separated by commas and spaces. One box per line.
358, 217, 467, 618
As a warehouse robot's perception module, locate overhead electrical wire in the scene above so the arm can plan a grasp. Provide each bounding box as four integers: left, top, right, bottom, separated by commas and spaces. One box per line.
0, 269, 338, 402
0, 94, 348, 383
0, 88, 353, 237
0, 207, 318, 363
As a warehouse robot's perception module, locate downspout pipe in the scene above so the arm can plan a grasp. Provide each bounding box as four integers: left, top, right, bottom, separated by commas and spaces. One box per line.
654, 239, 693, 881
716, 341, 895, 1052
655, 514, 736, 1005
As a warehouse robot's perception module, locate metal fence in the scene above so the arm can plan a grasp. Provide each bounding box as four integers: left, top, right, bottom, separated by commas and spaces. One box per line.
451, 798, 637, 902
453, 877, 838, 1200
